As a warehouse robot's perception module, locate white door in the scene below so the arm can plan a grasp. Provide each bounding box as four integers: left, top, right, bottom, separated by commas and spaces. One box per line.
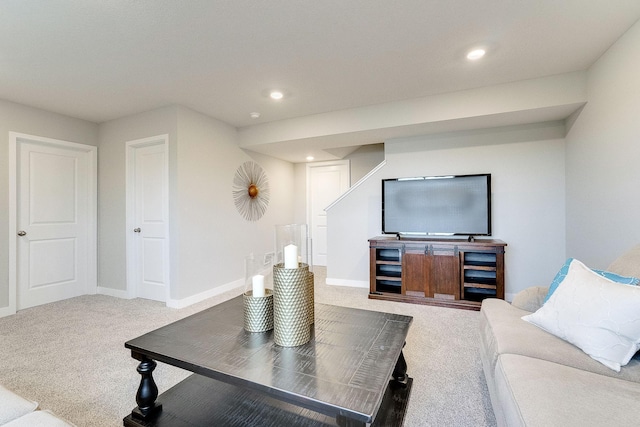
14, 135, 97, 310
307, 161, 350, 266
126, 136, 169, 302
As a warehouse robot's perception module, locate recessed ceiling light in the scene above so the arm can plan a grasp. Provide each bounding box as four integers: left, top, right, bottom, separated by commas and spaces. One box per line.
250, 112, 260, 119
306, 156, 314, 161
466, 48, 486, 60
270, 91, 284, 100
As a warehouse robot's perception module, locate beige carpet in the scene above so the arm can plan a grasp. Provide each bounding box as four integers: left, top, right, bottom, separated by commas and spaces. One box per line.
0, 267, 496, 426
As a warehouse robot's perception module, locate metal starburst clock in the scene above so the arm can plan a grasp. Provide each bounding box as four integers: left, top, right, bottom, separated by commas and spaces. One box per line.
232, 161, 270, 221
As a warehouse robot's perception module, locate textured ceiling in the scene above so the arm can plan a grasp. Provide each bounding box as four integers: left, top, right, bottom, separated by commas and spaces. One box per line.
1, 0, 639, 131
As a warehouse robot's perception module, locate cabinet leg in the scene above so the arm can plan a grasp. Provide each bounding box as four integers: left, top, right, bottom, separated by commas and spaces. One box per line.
336, 414, 367, 426
131, 357, 162, 419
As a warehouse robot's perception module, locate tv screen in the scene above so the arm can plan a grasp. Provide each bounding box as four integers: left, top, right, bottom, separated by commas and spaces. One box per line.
382, 174, 491, 236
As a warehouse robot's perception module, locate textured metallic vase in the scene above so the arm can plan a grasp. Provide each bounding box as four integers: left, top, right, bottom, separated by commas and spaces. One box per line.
243, 290, 274, 333
273, 263, 311, 347
306, 270, 315, 325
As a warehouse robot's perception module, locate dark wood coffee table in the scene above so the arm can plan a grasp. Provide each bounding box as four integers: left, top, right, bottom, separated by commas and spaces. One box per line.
123, 296, 413, 426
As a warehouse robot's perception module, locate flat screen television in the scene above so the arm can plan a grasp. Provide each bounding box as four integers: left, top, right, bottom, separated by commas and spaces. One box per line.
382, 174, 491, 237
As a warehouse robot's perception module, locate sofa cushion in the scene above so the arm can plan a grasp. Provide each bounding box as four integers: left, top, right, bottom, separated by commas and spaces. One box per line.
0, 384, 38, 425
523, 259, 640, 371
510, 286, 547, 312
494, 354, 640, 427
479, 298, 640, 383
2, 410, 75, 427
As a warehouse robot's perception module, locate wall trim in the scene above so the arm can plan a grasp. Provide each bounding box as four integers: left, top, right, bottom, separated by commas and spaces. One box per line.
97, 287, 133, 300
326, 277, 370, 288
166, 278, 245, 309
326, 160, 386, 211
0, 306, 16, 318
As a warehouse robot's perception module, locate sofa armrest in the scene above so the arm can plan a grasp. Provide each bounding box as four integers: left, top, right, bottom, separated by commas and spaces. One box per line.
607, 244, 640, 277
510, 286, 548, 312
0, 384, 38, 425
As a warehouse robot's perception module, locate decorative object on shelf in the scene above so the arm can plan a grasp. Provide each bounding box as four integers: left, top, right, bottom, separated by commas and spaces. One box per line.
274, 224, 312, 268
273, 262, 311, 346
242, 254, 274, 333
243, 289, 274, 333
232, 161, 270, 221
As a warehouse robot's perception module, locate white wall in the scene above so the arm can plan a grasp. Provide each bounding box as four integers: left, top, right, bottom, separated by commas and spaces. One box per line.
98, 106, 178, 294
98, 105, 295, 303
293, 163, 308, 224
174, 107, 294, 300
0, 99, 98, 312
346, 144, 385, 184
327, 122, 567, 298
565, 20, 640, 268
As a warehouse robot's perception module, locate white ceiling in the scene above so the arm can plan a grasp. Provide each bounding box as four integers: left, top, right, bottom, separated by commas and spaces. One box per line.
2, 1, 640, 161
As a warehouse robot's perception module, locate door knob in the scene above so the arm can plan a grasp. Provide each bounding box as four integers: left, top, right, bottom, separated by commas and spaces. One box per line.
17, 230, 26, 236
133, 228, 141, 233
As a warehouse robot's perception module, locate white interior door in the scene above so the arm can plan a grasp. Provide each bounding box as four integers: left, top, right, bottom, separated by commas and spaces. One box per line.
15, 135, 97, 310
307, 161, 350, 266
127, 136, 169, 302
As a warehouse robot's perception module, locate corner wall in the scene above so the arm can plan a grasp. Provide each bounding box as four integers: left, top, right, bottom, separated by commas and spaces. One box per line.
174, 107, 294, 301
565, 19, 640, 267
97, 106, 178, 294
98, 105, 295, 304
327, 122, 567, 298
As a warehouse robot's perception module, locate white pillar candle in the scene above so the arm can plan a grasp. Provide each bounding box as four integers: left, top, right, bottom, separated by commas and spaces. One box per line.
252, 274, 265, 297
284, 244, 298, 269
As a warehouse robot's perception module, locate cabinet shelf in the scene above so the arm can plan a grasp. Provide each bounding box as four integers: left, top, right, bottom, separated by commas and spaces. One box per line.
464, 282, 497, 290
377, 257, 400, 263
376, 275, 402, 282
376, 260, 401, 265
463, 264, 496, 271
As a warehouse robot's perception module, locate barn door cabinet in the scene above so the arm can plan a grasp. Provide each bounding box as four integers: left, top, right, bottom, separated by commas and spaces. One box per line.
369, 236, 506, 311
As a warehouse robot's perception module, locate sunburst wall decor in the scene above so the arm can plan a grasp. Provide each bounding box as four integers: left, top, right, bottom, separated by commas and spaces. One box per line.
232, 161, 270, 221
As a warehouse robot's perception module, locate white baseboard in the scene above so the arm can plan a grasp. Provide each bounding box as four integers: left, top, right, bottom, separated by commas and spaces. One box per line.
97, 286, 133, 299
325, 277, 370, 289
166, 278, 245, 309
0, 305, 16, 318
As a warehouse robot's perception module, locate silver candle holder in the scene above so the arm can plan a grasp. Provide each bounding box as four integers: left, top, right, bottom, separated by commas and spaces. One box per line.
273, 263, 313, 346
243, 289, 274, 333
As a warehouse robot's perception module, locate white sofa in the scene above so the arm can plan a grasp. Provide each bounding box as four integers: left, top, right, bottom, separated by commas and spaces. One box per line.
479, 245, 640, 426
0, 384, 74, 427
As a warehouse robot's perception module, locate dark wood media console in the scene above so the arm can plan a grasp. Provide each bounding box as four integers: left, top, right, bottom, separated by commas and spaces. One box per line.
369, 236, 506, 310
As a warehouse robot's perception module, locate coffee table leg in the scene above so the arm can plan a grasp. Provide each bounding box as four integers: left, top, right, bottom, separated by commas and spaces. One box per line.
131, 354, 162, 420
336, 414, 367, 426
392, 343, 408, 386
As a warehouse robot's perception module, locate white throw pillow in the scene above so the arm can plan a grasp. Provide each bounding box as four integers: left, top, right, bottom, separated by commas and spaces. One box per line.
522, 259, 640, 371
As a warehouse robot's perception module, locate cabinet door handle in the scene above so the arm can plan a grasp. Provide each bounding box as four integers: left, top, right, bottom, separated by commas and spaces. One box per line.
17, 230, 27, 236
134, 228, 141, 233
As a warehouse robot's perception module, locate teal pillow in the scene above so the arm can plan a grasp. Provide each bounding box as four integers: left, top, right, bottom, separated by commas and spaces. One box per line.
544, 258, 640, 303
